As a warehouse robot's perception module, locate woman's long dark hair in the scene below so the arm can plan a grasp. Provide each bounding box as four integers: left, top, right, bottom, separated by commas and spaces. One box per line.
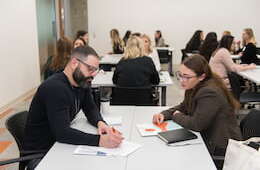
185, 30, 203, 53
219, 35, 234, 51
123, 30, 131, 44
155, 30, 162, 45
199, 32, 218, 62
183, 54, 240, 112
50, 37, 73, 70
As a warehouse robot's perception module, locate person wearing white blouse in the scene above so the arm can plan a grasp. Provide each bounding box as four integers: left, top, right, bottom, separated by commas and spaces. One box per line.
141, 34, 161, 72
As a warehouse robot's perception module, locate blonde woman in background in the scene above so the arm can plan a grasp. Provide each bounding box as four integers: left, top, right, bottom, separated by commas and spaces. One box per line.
109, 29, 125, 54
141, 34, 161, 71
238, 28, 260, 64
112, 36, 159, 87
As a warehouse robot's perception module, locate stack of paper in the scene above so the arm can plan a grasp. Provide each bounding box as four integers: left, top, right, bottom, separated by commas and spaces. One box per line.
136, 120, 182, 136
74, 140, 141, 157
103, 116, 122, 125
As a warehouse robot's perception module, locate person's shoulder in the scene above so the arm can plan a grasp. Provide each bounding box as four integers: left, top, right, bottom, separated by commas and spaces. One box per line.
141, 56, 154, 62
247, 43, 256, 48
195, 84, 221, 99
39, 72, 70, 94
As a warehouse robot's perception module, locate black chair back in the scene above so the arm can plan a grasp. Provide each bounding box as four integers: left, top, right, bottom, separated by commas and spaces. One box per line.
111, 86, 156, 106
240, 109, 260, 140
157, 49, 171, 64
5, 111, 28, 151
181, 49, 188, 62
227, 72, 241, 100
256, 47, 260, 55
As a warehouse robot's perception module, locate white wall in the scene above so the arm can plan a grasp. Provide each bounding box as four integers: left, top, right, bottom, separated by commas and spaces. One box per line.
0, 0, 41, 108
88, 0, 260, 63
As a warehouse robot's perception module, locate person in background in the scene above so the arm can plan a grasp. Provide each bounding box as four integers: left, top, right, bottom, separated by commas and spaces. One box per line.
185, 30, 204, 53
199, 32, 218, 62
141, 34, 161, 71
123, 30, 131, 45
155, 30, 167, 47
109, 29, 125, 54
238, 28, 260, 64
73, 37, 86, 49
153, 55, 241, 169
222, 30, 231, 37
132, 32, 141, 37
209, 35, 256, 88
76, 30, 89, 45
113, 36, 159, 87
44, 37, 73, 80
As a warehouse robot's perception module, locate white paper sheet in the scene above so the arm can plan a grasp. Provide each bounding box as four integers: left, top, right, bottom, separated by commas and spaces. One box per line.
74, 140, 141, 157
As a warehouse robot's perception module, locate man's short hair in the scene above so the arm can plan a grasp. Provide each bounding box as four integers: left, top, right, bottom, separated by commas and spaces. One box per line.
71, 46, 99, 60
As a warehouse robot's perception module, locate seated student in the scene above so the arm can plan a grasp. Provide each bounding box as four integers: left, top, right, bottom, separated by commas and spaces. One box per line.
185, 30, 204, 53
76, 30, 89, 45
109, 29, 125, 54
222, 30, 231, 37
238, 28, 260, 64
112, 36, 159, 87
123, 30, 131, 45
199, 32, 218, 62
153, 55, 242, 158
73, 37, 86, 48
141, 34, 161, 71
209, 35, 256, 88
44, 37, 73, 80
23, 46, 124, 167
154, 30, 167, 47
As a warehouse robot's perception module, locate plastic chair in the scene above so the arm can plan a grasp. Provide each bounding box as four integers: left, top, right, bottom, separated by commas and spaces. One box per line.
0, 111, 45, 170
240, 109, 260, 140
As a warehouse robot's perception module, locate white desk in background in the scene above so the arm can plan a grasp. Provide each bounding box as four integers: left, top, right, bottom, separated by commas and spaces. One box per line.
92, 71, 173, 106
36, 106, 216, 170
100, 54, 122, 65
237, 67, 260, 84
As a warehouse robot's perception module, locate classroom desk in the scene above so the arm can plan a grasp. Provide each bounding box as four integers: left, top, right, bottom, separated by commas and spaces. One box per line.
100, 54, 122, 65
237, 67, 260, 84
36, 106, 216, 170
91, 71, 173, 106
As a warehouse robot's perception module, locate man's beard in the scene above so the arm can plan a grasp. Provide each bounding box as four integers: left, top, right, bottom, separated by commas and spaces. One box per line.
72, 66, 93, 88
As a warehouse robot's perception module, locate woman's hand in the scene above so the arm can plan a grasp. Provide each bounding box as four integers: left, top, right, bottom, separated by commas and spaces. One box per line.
152, 113, 164, 125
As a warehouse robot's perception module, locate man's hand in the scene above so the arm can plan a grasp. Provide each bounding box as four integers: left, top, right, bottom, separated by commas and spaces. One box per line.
99, 127, 124, 148
97, 121, 110, 135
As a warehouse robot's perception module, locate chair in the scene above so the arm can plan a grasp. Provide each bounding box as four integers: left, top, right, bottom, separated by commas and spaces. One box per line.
256, 47, 260, 55
111, 86, 157, 106
240, 109, 260, 140
0, 111, 45, 170
157, 49, 170, 64
228, 72, 260, 105
181, 49, 188, 62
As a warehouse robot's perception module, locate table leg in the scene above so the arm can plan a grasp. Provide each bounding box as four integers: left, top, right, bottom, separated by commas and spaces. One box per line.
161, 87, 166, 106
168, 54, 173, 76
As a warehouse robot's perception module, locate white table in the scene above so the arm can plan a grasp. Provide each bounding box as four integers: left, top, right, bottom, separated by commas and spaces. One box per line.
36, 106, 216, 170
100, 54, 122, 65
92, 71, 173, 106
237, 67, 260, 84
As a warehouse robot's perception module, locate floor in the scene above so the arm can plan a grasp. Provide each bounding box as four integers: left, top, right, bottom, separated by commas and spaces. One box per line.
0, 64, 253, 169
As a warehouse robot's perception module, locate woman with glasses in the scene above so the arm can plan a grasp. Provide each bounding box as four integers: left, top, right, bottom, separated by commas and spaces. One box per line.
153, 55, 241, 168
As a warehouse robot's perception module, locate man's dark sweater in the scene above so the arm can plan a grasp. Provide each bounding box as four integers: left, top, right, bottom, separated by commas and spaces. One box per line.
23, 72, 104, 151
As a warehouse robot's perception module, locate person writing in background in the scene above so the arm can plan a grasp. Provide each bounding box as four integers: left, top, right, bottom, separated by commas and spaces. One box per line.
24, 46, 124, 168
153, 55, 241, 169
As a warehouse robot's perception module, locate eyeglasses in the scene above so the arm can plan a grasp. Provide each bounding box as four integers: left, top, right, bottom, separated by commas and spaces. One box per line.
76, 58, 99, 73
175, 71, 197, 81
